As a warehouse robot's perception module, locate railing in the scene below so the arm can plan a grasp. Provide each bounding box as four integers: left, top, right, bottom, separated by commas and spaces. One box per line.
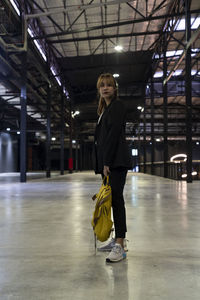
139, 160, 200, 180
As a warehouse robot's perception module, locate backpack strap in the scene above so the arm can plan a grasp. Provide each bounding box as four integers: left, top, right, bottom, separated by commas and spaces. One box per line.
103, 175, 110, 186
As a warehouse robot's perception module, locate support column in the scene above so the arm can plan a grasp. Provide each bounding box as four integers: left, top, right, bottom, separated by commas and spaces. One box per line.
185, 0, 192, 183
150, 70, 155, 175
68, 101, 73, 173
79, 140, 82, 171
163, 35, 168, 178
46, 82, 51, 178
137, 127, 141, 172
20, 51, 27, 182
75, 137, 79, 171
60, 90, 64, 175
143, 91, 147, 173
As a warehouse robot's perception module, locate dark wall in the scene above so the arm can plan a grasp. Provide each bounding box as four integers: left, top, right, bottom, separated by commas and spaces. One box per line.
0, 133, 18, 172
139, 141, 200, 163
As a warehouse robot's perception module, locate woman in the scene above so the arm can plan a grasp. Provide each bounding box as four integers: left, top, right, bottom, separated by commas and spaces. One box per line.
93, 73, 132, 262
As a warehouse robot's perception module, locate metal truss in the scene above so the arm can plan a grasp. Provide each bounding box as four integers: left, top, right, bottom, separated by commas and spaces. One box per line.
31, 9, 200, 41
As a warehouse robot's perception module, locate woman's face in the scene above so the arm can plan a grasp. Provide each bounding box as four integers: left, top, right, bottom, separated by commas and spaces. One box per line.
99, 79, 115, 100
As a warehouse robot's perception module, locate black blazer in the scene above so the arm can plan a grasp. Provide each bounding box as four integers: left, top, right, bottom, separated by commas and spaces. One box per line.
93, 99, 132, 174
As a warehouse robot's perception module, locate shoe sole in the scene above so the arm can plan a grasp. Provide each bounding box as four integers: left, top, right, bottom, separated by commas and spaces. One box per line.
97, 248, 113, 252
106, 254, 126, 263
98, 248, 128, 252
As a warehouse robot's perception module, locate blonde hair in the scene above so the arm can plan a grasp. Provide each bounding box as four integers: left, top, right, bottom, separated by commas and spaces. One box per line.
96, 73, 118, 116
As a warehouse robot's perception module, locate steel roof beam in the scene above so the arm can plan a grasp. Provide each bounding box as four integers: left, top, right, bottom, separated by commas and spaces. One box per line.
31, 9, 200, 40
126, 2, 145, 19
49, 30, 162, 44
27, 0, 63, 33
163, 25, 200, 85
25, 0, 136, 20
148, 0, 168, 18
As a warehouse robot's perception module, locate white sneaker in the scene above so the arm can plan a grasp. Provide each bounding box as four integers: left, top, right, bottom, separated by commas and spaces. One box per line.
98, 238, 128, 252
106, 243, 126, 263
97, 238, 115, 252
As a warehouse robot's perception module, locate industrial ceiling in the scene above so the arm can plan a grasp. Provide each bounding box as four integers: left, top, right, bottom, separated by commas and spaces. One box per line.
0, 0, 200, 144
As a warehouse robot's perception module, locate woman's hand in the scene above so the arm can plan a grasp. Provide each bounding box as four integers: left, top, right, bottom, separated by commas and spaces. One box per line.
103, 165, 110, 177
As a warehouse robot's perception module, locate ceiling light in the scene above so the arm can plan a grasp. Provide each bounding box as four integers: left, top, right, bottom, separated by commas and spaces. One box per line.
170, 154, 187, 163
6, 128, 11, 131
182, 171, 197, 178
72, 140, 76, 144
17, 131, 20, 135
191, 70, 196, 76
72, 111, 80, 118
196, 142, 199, 145
181, 174, 187, 178
137, 106, 143, 110
169, 17, 200, 31
153, 71, 163, 78
51, 137, 56, 141
113, 74, 119, 78
114, 45, 123, 52
34, 39, 47, 62
173, 69, 182, 76
10, 0, 20, 16
192, 171, 197, 176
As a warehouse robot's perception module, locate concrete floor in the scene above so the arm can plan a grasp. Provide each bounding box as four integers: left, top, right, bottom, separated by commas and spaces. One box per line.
0, 171, 200, 300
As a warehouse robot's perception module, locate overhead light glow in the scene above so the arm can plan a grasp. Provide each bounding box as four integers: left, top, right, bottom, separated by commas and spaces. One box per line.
170, 154, 187, 163
169, 17, 200, 31
113, 74, 119, 78
114, 45, 123, 52
50, 66, 61, 86
192, 171, 197, 176
173, 69, 182, 76
72, 111, 80, 118
51, 137, 56, 141
191, 17, 200, 29
27, 28, 34, 38
17, 131, 20, 135
6, 128, 11, 131
191, 70, 197, 76
155, 49, 198, 59
132, 149, 138, 156
182, 171, 198, 178
181, 174, 187, 178
154, 71, 163, 78
33, 39, 47, 62
10, 0, 20, 16
72, 140, 76, 144
63, 87, 69, 98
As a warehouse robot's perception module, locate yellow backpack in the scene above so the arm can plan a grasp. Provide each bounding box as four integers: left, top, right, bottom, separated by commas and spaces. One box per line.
91, 176, 113, 242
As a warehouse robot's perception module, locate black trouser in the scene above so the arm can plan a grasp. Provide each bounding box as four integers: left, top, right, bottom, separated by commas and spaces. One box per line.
109, 168, 128, 239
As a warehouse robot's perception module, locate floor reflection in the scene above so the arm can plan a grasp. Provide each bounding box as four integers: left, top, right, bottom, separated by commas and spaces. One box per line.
105, 261, 129, 299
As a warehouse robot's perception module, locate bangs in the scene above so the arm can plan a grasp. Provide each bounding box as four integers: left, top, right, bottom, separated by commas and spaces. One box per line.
97, 73, 116, 90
